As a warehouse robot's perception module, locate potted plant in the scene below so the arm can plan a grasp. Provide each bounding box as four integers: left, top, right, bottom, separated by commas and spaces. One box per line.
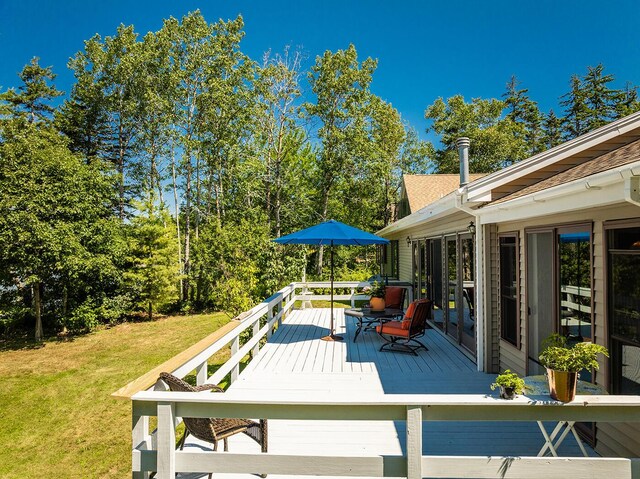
490, 369, 526, 399
538, 334, 609, 402
365, 281, 386, 311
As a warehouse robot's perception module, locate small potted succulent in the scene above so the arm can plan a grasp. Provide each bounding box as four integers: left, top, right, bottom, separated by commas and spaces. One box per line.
365, 281, 386, 311
490, 369, 526, 399
538, 334, 609, 402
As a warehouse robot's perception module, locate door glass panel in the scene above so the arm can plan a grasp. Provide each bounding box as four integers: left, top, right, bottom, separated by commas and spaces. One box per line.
461, 236, 475, 352
527, 231, 554, 375
419, 240, 427, 299
558, 231, 592, 342
431, 239, 444, 330
608, 227, 640, 395
446, 238, 459, 340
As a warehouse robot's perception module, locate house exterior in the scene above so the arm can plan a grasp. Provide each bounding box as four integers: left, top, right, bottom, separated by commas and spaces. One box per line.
378, 111, 640, 458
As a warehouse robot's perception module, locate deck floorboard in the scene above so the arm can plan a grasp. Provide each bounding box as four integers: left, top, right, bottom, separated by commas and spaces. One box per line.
178, 307, 595, 478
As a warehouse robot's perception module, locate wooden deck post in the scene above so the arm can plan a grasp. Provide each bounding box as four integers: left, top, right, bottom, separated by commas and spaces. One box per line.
156, 402, 176, 478
406, 405, 422, 479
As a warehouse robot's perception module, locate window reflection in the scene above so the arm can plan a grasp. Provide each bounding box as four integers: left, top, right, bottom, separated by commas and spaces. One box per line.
558, 232, 592, 343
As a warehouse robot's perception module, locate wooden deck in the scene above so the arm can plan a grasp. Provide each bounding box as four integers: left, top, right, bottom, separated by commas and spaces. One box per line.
177, 307, 594, 478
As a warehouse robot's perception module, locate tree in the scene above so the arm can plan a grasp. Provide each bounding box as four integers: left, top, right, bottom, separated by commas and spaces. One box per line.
60, 25, 144, 219
125, 200, 180, 320
0, 57, 63, 124
254, 46, 305, 237
502, 76, 544, 156
304, 45, 377, 273
0, 120, 121, 340
542, 109, 563, 150
424, 95, 525, 173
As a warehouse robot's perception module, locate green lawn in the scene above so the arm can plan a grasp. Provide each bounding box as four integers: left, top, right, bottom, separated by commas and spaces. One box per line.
0, 313, 231, 478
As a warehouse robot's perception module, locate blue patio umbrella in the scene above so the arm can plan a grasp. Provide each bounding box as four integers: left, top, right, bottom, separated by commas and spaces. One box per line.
274, 219, 389, 341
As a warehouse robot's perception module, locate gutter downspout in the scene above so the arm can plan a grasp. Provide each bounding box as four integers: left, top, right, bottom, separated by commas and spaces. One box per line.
455, 138, 485, 372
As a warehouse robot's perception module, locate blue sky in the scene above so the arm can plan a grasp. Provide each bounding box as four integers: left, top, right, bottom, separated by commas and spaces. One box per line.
1, 0, 639, 138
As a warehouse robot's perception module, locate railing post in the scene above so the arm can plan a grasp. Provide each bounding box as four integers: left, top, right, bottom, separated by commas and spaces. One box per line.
350, 287, 355, 307
132, 409, 150, 479
407, 405, 423, 479
267, 306, 273, 339
252, 319, 260, 358
231, 336, 240, 383
195, 361, 207, 386
277, 297, 283, 327
157, 402, 176, 479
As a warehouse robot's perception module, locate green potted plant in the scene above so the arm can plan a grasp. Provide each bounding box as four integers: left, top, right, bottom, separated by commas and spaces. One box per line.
490, 369, 526, 399
365, 281, 386, 311
538, 334, 609, 402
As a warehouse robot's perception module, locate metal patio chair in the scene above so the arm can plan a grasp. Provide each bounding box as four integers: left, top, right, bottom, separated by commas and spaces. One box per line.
376, 299, 432, 355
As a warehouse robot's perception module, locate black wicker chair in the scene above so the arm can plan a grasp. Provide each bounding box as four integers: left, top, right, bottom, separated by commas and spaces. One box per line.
158, 372, 268, 478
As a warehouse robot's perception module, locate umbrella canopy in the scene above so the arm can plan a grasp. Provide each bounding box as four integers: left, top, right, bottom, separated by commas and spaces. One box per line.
274, 220, 389, 341
275, 219, 391, 246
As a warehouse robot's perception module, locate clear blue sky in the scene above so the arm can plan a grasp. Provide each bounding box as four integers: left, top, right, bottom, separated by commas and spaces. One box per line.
1, 0, 639, 138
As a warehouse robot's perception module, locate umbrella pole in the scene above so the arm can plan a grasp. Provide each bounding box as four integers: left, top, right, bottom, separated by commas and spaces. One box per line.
322, 240, 343, 341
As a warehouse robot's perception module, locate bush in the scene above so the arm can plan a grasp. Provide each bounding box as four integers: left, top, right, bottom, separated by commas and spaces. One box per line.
63, 301, 99, 333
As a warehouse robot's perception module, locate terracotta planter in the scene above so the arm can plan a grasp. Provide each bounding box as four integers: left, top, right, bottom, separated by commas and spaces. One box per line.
546, 368, 578, 402
499, 386, 516, 400
370, 297, 385, 312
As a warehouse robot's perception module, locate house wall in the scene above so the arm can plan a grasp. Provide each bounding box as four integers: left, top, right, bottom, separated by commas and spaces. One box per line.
492, 201, 640, 457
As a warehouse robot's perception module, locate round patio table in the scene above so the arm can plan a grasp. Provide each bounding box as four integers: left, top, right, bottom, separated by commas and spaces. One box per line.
344, 307, 403, 343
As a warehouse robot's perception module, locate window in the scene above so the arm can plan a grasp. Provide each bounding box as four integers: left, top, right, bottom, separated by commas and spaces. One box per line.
607, 225, 640, 394
499, 235, 519, 347
381, 240, 399, 279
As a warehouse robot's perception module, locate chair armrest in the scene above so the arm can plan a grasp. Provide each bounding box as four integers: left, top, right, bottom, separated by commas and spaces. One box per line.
194, 383, 224, 393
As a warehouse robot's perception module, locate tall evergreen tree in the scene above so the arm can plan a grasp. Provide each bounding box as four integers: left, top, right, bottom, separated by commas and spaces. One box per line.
542, 109, 563, 150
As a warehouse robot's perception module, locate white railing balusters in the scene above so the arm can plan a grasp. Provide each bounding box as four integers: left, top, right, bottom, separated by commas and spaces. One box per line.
133, 392, 640, 478
195, 362, 207, 386
230, 336, 240, 383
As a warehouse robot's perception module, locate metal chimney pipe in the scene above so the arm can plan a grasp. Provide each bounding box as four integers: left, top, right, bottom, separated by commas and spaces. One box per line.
456, 137, 470, 187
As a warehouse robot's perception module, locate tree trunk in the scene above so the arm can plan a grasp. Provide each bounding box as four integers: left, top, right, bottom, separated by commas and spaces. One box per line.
316, 189, 330, 276
148, 301, 153, 322
183, 155, 192, 301
171, 145, 183, 302
34, 281, 43, 342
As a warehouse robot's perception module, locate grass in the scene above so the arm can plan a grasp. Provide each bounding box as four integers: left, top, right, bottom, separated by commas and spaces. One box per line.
0, 313, 231, 478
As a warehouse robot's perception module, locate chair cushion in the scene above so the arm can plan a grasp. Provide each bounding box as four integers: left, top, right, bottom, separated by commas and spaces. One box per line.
401, 319, 411, 330
403, 302, 415, 320
377, 321, 409, 337
384, 287, 404, 309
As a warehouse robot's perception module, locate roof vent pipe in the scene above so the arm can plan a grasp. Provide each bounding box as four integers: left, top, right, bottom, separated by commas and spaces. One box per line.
456, 137, 470, 187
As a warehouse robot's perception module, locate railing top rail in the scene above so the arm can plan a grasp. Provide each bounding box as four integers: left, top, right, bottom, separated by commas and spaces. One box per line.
112, 321, 242, 400
132, 390, 640, 407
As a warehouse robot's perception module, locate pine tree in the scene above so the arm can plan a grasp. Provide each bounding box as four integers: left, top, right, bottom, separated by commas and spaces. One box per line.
125, 199, 180, 320
542, 109, 563, 149
0, 57, 63, 124
560, 75, 590, 139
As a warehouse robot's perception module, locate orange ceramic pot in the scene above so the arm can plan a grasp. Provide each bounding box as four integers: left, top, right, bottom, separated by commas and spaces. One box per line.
546, 368, 578, 402
370, 297, 386, 312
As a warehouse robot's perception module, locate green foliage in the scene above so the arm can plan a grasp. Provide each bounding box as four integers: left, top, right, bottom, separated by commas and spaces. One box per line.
490, 369, 526, 394
538, 334, 609, 372
124, 200, 180, 320
365, 280, 386, 298
424, 95, 526, 173
63, 300, 99, 333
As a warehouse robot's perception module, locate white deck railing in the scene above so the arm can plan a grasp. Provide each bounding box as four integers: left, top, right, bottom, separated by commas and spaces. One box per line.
132, 392, 640, 479
123, 282, 640, 479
